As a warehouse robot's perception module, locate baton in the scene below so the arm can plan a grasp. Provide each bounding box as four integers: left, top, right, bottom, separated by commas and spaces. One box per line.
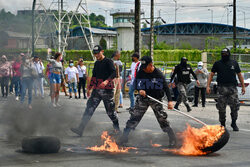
147, 95, 207, 126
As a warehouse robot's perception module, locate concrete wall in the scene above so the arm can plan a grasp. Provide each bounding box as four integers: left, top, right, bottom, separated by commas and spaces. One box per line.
67, 35, 116, 50
117, 27, 134, 51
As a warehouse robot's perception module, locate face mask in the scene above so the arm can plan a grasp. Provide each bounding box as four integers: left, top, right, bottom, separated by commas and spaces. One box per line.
221, 54, 230, 62
60, 57, 63, 61
181, 60, 187, 67
198, 66, 202, 70
70, 63, 74, 66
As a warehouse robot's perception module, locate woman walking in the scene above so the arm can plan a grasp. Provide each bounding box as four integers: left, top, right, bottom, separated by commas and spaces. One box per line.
77, 58, 87, 99
47, 52, 64, 107
65, 60, 79, 99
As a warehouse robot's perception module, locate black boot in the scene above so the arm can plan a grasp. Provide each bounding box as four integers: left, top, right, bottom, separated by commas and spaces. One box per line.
118, 128, 131, 145
186, 105, 192, 112
166, 128, 177, 148
70, 122, 85, 137
220, 121, 226, 127
113, 121, 121, 133
231, 120, 239, 131
174, 103, 179, 110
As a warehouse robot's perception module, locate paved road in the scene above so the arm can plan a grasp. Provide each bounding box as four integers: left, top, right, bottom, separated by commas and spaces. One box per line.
0, 93, 250, 167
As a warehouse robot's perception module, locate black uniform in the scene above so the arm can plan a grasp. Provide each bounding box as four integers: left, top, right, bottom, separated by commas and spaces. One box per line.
211, 59, 241, 127
170, 61, 197, 111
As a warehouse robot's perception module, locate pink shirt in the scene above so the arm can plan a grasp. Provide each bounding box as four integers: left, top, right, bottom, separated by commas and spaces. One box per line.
12, 61, 22, 77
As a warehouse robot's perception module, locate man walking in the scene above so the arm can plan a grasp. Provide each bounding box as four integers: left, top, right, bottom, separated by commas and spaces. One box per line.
207, 48, 245, 131
71, 45, 120, 136
119, 56, 176, 148
170, 57, 200, 112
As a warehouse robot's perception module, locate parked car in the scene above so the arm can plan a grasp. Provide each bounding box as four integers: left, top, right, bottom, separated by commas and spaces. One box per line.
237, 72, 250, 101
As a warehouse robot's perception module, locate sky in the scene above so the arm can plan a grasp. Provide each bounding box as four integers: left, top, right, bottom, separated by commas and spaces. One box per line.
0, 0, 250, 29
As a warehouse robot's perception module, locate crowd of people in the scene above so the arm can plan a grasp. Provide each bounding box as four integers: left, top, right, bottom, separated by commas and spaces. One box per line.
0, 46, 246, 145
0, 51, 89, 109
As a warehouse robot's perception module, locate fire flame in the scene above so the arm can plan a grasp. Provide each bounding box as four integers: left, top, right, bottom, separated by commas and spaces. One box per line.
163, 124, 225, 156
150, 140, 162, 148
86, 131, 137, 153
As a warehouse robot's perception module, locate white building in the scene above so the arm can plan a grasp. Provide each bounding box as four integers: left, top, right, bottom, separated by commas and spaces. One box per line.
110, 10, 135, 51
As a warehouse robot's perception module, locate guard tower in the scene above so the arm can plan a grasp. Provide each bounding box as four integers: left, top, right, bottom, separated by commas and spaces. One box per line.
111, 9, 135, 51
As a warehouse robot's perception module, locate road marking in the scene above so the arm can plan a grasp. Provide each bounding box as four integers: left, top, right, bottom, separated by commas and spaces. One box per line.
240, 129, 250, 132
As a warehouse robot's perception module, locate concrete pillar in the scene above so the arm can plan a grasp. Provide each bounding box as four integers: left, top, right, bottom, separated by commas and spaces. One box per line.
202, 52, 207, 69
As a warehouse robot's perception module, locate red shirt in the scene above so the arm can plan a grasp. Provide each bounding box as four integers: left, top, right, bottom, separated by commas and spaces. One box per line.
12, 61, 22, 77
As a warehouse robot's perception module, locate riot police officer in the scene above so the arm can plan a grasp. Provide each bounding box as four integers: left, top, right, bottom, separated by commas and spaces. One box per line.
170, 57, 200, 112
207, 48, 245, 131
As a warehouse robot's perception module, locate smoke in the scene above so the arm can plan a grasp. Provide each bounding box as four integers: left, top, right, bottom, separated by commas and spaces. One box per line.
0, 98, 100, 144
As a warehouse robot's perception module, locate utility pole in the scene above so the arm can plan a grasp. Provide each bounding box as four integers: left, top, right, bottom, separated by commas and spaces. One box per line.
173, 0, 177, 49
150, 0, 154, 58
233, 0, 237, 51
32, 0, 36, 57
208, 9, 214, 48
58, 0, 62, 53
134, 0, 141, 55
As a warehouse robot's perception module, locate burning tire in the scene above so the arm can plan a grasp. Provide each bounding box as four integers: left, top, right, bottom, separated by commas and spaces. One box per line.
201, 128, 230, 154
22, 136, 61, 154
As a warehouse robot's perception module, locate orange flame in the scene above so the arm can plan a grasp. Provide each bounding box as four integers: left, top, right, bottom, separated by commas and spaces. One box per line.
163, 124, 225, 156
150, 140, 162, 148
86, 131, 137, 153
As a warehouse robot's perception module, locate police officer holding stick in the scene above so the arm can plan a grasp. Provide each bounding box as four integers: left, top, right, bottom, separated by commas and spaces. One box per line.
119, 56, 176, 147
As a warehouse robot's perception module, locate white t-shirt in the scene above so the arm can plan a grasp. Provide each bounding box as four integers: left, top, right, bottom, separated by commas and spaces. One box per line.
77, 65, 87, 78
130, 62, 140, 83
34, 61, 44, 74
65, 67, 79, 83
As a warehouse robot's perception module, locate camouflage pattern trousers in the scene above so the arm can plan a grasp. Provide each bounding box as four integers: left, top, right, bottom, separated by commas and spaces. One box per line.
216, 86, 240, 122
125, 95, 171, 132
176, 82, 190, 107
80, 89, 119, 129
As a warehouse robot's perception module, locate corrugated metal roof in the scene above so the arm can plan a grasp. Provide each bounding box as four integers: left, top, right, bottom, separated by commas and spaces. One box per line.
5, 31, 30, 38
90, 27, 117, 35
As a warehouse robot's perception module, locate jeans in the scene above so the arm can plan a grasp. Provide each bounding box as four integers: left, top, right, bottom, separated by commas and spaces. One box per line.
9, 77, 14, 93
68, 82, 77, 93
0, 76, 10, 97
119, 91, 123, 105
129, 83, 135, 108
13, 76, 21, 97
33, 77, 44, 97
21, 77, 34, 105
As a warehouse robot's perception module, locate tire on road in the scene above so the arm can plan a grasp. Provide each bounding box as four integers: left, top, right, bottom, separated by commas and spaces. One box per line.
22, 136, 61, 154
201, 128, 230, 154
